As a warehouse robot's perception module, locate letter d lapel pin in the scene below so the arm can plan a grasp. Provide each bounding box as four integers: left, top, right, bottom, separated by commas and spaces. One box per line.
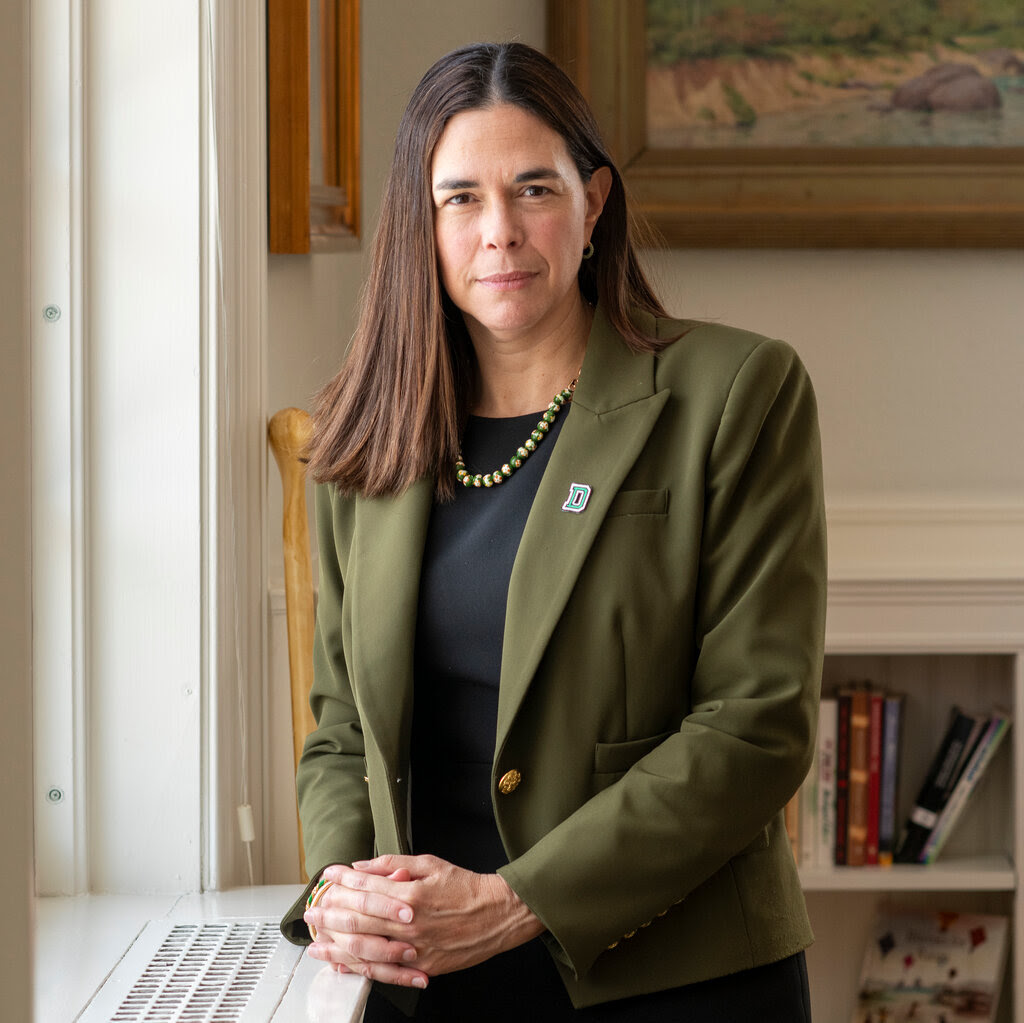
562, 482, 592, 513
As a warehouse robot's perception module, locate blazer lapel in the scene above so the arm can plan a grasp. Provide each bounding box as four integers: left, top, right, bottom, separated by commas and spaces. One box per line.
496, 308, 670, 749
349, 476, 433, 770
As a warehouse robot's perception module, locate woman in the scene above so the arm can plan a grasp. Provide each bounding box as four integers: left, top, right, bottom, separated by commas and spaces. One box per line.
281, 42, 825, 1022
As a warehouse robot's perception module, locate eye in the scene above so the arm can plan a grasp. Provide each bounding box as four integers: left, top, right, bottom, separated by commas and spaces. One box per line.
443, 192, 474, 207
522, 185, 550, 197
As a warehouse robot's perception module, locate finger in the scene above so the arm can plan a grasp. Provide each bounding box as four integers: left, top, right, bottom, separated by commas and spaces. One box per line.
313, 879, 415, 926
343, 854, 437, 877
310, 930, 418, 966
307, 940, 428, 988
305, 903, 416, 944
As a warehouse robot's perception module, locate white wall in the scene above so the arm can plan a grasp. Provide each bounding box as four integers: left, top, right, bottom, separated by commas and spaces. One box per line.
0, 0, 34, 1014
263, 1, 1024, 880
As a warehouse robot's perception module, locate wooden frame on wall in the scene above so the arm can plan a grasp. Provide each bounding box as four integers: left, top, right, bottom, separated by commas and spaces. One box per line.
268, 0, 360, 253
547, 1, 1024, 247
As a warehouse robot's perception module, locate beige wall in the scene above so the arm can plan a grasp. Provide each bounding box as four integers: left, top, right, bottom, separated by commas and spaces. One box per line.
263, 0, 1024, 880
0, 0, 35, 1015
645, 248, 1024, 502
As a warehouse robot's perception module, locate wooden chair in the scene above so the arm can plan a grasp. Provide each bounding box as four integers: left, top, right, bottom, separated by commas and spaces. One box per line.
268, 407, 316, 881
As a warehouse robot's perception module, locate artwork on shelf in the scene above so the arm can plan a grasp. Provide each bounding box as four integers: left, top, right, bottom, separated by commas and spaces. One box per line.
547, 1, 1024, 246
851, 910, 1009, 1023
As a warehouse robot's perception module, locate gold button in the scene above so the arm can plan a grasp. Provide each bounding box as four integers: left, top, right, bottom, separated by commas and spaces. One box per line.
498, 769, 521, 794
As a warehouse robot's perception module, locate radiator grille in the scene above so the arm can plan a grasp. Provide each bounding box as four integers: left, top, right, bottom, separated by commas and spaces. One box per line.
80, 920, 303, 1023
110, 923, 277, 1021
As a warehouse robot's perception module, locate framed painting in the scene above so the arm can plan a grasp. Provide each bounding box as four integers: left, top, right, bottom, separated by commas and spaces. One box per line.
548, 1, 1024, 246
268, 0, 360, 253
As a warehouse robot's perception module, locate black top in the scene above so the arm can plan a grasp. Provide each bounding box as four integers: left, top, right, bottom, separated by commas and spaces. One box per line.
410, 409, 567, 872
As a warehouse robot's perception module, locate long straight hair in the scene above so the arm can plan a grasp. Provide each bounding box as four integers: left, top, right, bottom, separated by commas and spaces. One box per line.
307, 42, 669, 500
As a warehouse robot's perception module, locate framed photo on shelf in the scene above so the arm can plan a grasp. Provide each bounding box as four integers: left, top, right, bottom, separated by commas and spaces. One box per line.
547, 1, 1024, 246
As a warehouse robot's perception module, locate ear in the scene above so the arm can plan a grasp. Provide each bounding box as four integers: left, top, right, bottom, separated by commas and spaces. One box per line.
583, 166, 613, 238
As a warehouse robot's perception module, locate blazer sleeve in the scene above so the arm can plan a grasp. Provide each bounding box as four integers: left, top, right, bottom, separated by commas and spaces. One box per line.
281, 483, 376, 944
498, 338, 826, 977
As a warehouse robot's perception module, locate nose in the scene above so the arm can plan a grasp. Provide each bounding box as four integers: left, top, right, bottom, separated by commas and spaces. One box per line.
482, 198, 523, 250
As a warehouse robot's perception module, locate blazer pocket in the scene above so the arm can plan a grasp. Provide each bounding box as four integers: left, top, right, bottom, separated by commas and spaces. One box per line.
594, 730, 674, 776
605, 488, 669, 518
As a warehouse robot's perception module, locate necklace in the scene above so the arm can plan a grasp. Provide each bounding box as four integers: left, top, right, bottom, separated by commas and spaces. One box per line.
455, 377, 577, 488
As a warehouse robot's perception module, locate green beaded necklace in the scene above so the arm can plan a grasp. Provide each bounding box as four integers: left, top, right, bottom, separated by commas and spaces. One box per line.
455, 377, 577, 488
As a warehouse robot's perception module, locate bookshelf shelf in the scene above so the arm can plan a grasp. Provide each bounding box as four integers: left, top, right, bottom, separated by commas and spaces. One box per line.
801, 616, 1024, 1023
800, 854, 1016, 892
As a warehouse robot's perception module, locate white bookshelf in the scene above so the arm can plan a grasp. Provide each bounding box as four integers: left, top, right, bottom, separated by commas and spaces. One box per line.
804, 582, 1024, 1023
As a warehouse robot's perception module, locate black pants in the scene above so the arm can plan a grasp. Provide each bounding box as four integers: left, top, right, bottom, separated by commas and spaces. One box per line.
363, 940, 812, 1022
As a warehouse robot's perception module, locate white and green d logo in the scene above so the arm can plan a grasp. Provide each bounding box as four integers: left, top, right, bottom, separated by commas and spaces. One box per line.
561, 482, 592, 514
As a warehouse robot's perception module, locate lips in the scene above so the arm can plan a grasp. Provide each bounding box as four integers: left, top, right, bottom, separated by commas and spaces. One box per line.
478, 271, 536, 290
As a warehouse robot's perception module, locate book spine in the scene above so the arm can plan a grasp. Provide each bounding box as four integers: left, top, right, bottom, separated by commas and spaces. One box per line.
920, 712, 1011, 864
817, 697, 837, 868
893, 707, 981, 863
834, 692, 851, 866
877, 694, 904, 866
865, 689, 884, 865
846, 688, 871, 866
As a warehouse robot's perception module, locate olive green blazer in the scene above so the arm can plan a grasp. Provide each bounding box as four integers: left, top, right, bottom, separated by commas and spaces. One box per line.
281, 306, 827, 1009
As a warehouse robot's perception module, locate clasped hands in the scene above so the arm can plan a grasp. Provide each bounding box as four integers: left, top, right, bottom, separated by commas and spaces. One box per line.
303, 854, 544, 988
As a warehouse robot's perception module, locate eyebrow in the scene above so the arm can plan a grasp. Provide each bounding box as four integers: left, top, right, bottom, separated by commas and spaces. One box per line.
432, 166, 563, 192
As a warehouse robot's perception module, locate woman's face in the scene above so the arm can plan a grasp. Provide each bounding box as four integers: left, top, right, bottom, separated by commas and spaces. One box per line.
430, 103, 610, 349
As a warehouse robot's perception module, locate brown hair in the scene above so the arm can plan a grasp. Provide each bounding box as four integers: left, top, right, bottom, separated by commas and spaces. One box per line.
307, 42, 669, 499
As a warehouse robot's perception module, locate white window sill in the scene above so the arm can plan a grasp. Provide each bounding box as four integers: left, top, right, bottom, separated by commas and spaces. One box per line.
34, 885, 369, 1022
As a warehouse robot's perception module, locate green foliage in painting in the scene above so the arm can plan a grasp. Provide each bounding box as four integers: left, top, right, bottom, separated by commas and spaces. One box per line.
646, 0, 1024, 62
722, 83, 757, 125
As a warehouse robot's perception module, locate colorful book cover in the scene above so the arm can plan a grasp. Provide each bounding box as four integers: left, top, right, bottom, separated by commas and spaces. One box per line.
877, 693, 904, 866
865, 689, 884, 865
851, 910, 1009, 1022
847, 686, 872, 866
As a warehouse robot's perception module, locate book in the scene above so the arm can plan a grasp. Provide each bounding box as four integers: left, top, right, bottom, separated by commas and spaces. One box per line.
877, 693, 904, 866
865, 688, 884, 865
799, 731, 820, 868
893, 706, 987, 864
846, 686, 872, 866
834, 691, 852, 865
919, 709, 1012, 864
850, 909, 1009, 1022
816, 696, 838, 868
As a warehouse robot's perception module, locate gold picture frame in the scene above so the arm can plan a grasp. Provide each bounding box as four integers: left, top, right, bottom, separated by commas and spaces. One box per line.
548, 2, 1024, 247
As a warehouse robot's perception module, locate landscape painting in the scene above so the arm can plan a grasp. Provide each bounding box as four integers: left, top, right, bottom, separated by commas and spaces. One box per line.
646, 0, 1024, 148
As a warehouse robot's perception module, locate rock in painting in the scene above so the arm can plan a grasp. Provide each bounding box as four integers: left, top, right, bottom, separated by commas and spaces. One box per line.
892, 63, 1002, 112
